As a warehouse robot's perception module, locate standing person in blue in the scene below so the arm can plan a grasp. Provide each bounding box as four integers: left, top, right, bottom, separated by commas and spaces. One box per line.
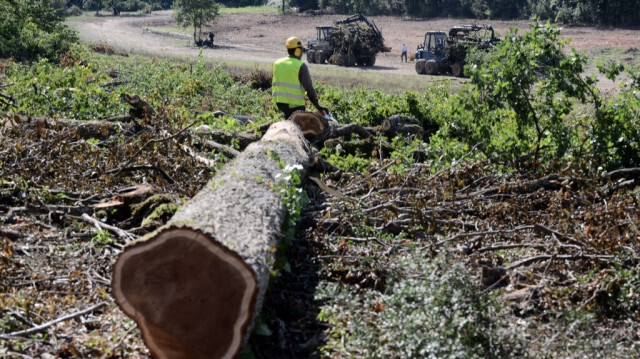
401, 43, 407, 62
272, 36, 328, 120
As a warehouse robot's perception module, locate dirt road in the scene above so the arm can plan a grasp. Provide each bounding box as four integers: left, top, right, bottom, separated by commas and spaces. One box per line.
69, 11, 640, 82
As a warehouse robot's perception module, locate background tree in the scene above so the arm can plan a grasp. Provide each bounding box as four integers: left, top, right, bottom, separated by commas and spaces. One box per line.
83, 0, 103, 14
0, 0, 78, 61
174, 0, 220, 44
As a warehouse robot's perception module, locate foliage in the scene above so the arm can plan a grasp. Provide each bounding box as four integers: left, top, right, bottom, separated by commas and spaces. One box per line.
299, 0, 640, 26
316, 250, 519, 358
319, 85, 448, 128
174, 0, 221, 43
3, 48, 273, 121
453, 22, 597, 170
319, 147, 370, 173
0, 0, 78, 62
589, 66, 640, 169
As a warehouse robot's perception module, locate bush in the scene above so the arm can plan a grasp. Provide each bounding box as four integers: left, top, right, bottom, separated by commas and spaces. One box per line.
0, 0, 78, 62
590, 67, 640, 169
453, 22, 594, 170
65, 5, 84, 16
316, 249, 521, 358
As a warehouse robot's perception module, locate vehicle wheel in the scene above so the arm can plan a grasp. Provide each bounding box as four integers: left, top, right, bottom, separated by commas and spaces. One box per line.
367, 55, 376, 66
307, 50, 315, 63
425, 60, 438, 75
344, 53, 356, 67
415, 60, 426, 74
451, 62, 464, 77
315, 50, 325, 64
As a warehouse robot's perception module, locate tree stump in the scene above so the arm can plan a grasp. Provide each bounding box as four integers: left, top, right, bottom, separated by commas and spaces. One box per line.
112, 121, 311, 359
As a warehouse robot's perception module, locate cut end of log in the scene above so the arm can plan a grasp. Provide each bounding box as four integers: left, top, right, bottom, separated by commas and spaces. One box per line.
381, 118, 392, 132
112, 227, 257, 359
289, 111, 327, 137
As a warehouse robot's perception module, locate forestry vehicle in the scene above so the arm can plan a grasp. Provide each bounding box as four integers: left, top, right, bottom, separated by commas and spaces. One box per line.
306, 12, 390, 67
415, 24, 499, 77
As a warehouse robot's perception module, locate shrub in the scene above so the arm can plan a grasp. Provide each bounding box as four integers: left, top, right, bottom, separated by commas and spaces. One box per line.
65, 5, 84, 16
0, 0, 78, 62
589, 67, 640, 169
316, 249, 521, 358
453, 22, 595, 171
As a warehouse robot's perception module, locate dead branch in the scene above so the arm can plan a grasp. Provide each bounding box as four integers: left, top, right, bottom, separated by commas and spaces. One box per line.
533, 223, 584, 248
507, 254, 616, 270
459, 174, 563, 199
332, 123, 374, 139
308, 176, 354, 202
477, 243, 547, 253
3, 116, 137, 140
112, 120, 197, 176
6, 204, 94, 217
0, 227, 23, 241
107, 165, 175, 184
200, 138, 240, 159
324, 137, 392, 157
182, 145, 218, 167
194, 127, 262, 150
437, 225, 535, 245
0, 302, 107, 340
79, 213, 135, 242
604, 167, 640, 181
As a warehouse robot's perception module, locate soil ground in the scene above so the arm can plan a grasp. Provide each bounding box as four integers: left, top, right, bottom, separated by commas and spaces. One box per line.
68, 10, 640, 90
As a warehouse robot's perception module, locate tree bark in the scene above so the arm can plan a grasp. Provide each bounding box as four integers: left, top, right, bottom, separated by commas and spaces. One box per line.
111, 121, 312, 359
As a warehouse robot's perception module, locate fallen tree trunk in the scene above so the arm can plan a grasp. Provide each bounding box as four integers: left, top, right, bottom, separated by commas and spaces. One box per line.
112, 121, 311, 359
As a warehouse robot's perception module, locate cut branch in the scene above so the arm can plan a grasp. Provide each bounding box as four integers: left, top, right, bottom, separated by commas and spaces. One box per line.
79, 213, 135, 243
0, 302, 107, 340
107, 165, 175, 184
507, 254, 616, 270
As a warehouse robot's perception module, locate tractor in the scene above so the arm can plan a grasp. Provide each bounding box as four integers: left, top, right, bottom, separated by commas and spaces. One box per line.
306, 12, 390, 67
415, 24, 499, 77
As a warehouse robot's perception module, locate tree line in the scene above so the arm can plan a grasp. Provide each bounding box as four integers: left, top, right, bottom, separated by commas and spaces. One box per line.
13, 0, 638, 26
2, 0, 639, 64
295, 0, 640, 26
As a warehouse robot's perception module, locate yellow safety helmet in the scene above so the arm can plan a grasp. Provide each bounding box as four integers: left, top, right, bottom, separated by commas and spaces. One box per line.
285, 36, 305, 50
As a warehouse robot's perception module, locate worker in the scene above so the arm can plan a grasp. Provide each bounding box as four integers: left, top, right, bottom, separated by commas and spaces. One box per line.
272, 36, 328, 120
401, 43, 407, 62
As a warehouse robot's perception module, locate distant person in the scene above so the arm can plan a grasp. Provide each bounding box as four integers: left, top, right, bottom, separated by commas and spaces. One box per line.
435, 38, 444, 56
272, 36, 328, 120
401, 43, 407, 62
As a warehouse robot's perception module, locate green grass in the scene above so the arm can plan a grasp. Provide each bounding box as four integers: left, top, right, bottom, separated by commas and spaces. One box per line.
213, 58, 464, 94
144, 25, 192, 37
309, 63, 466, 94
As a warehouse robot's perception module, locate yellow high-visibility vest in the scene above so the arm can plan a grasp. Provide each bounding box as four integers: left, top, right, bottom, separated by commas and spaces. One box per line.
272, 57, 305, 106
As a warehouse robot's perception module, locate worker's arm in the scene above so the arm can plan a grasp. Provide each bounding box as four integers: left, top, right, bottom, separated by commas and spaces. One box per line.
298, 64, 324, 112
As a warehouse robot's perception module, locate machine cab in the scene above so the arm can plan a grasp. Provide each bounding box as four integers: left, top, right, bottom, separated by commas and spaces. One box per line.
415, 31, 447, 61
316, 26, 333, 41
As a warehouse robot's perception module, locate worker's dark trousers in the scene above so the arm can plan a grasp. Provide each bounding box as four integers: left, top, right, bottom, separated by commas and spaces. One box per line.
401, 52, 407, 62
277, 103, 305, 120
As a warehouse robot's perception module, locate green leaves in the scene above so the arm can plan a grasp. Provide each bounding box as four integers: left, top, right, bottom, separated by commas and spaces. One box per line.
174, 0, 220, 43
458, 22, 594, 169
0, 0, 78, 61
